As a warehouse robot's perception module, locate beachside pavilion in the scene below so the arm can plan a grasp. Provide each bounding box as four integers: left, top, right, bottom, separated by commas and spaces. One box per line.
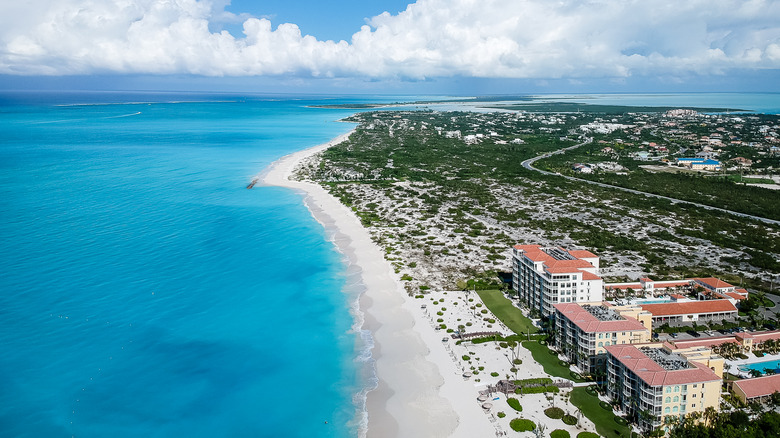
731, 374, 780, 404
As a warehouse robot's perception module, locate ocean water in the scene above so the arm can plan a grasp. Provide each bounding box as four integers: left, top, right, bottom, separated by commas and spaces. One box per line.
529, 92, 780, 114
0, 92, 393, 438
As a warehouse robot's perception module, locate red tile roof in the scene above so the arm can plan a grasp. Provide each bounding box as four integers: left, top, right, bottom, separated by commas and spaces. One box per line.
724, 292, 747, 301
554, 303, 648, 333
695, 277, 734, 290
605, 344, 721, 386
734, 374, 780, 399
514, 244, 541, 251
669, 336, 739, 349
568, 249, 598, 259
581, 271, 602, 281
640, 299, 737, 317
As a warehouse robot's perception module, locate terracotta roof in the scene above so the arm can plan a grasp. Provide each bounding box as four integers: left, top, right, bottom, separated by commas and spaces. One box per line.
669, 336, 739, 349
670, 294, 686, 299
606, 283, 642, 291
695, 277, 734, 290
605, 344, 721, 386
640, 299, 737, 317
581, 271, 602, 281
735, 288, 749, 296
734, 374, 780, 399
514, 244, 541, 251
724, 292, 747, 300
750, 331, 780, 342
568, 249, 598, 259
554, 303, 648, 333
651, 281, 693, 289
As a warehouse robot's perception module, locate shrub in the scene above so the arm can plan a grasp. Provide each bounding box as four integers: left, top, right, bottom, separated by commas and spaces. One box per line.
551, 430, 570, 438
562, 414, 577, 425
462, 355, 471, 361
577, 433, 599, 438
545, 407, 564, 419
507, 397, 523, 412
499, 342, 508, 348
614, 416, 628, 425
481, 309, 488, 314
558, 359, 569, 366
491, 372, 499, 377
513, 358, 522, 365
437, 318, 444, 322
497, 411, 506, 418
599, 401, 612, 411
510, 419, 535, 432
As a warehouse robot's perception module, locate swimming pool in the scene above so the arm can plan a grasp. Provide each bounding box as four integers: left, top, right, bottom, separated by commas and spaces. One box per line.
739, 359, 780, 373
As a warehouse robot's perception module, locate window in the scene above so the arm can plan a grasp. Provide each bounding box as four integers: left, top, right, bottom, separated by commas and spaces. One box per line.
665, 397, 671, 403
666, 387, 672, 394
691, 404, 696, 408
598, 342, 603, 347
682, 385, 687, 391
674, 386, 680, 392
673, 396, 679, 402
599, 333, 603, 339
693, 384, 698, 388
672, 406, 678, 413
692, 394, 696, 398
664, 407, 670, 414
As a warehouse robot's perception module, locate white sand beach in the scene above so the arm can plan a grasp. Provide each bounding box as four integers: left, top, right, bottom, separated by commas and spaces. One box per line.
259, 130, 600, 437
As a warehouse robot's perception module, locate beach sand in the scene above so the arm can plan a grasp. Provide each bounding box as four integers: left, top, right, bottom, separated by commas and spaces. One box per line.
259, 130, 497, 438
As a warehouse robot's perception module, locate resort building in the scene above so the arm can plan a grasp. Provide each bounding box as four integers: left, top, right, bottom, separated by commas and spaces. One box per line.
639, 299, 738, 328
554, 303, 651, 374
512, 245, 603, 317
731, 374, 780, 404
606, 343, 722, 432
675, 157, 722, 171
694, 277, 749, 304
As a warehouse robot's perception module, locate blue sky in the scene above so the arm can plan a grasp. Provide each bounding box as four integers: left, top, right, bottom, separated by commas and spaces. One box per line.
1, 0, 779, 94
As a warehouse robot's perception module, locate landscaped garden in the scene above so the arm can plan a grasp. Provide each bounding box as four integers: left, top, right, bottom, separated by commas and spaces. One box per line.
570, 387, 632, 438
521, 340, 586, 382
476, 289, 539, 335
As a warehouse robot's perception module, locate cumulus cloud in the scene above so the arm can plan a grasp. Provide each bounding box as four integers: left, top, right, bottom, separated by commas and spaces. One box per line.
0, 0, 779, 80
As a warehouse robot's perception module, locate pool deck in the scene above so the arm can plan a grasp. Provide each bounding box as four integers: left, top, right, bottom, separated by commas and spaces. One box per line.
726, 352, 780, 377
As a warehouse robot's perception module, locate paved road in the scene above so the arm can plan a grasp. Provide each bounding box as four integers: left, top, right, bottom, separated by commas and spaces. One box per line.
521, 137, 780, 226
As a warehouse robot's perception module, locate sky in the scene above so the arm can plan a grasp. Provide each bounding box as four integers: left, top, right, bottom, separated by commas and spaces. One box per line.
1, 0, 779, 94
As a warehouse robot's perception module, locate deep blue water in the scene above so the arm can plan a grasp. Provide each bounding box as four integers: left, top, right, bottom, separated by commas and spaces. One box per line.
0, 93, 387, 438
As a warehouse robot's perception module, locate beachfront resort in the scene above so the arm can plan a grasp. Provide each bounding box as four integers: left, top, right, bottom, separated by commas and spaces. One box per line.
289, 107, 780, 437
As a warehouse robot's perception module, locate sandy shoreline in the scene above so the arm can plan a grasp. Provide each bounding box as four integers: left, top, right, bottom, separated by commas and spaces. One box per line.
259, 130, 497, 437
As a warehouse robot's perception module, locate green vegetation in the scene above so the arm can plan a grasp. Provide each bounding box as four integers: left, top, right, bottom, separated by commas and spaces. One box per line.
570, 387, 632, 438
577, 433, 600, 438
510, 418, 536, 432
563, 414, 578, 425
521, 341, 585, 382
475, 290, 538, 334
497, 411, 506, 418
669, 409, 780, 438
507, 397, 522, 412
551, 430, 571, 438
545, 407, 565, 419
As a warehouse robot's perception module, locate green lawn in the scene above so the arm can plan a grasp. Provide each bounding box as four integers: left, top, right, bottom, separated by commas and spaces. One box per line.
476, 289, 538, 334
521, 340, 585, 382
570, 387, 632, 438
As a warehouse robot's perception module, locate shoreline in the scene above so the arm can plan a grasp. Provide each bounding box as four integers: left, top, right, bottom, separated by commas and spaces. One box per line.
259, 129, 495, 437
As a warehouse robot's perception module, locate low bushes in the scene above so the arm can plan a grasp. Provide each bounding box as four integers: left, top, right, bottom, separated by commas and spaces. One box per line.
507, 397, 523, 412
562, 414, 577, 425
515, 385, 559, 394
545, 407, 565, 419
510, 419, 535, 432
497, 411, 506, 418
551, 430, 570, 438
577, 433, 599, 438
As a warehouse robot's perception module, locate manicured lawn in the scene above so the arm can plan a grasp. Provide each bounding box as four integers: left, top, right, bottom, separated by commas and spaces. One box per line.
570, 387, 632, 438
476, 289, 538, 334
521, 340, 585, 382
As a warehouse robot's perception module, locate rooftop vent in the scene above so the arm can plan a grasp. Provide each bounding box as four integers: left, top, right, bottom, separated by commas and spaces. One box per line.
546, 247, 576, 261
582, 304, 622, 321
639, 347, 691, 371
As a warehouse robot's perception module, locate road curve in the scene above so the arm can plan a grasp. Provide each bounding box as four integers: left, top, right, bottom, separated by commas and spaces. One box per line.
521, 137, 780, 226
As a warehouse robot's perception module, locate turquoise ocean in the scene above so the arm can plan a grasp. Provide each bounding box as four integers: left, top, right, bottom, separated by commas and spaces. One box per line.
0, 92, 777, 438
0, 92, 395, 438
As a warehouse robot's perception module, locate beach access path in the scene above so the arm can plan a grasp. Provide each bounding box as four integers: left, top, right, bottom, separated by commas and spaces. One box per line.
260, 130, 496, 438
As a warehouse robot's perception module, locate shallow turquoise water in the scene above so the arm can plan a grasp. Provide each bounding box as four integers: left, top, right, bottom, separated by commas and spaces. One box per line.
0, 93, 374, 438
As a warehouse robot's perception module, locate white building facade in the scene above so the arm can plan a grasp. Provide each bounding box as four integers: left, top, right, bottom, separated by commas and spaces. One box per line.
512, 245, 603, 317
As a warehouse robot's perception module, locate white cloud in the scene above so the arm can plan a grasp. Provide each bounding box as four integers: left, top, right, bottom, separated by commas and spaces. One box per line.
1, 0, 779, 80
